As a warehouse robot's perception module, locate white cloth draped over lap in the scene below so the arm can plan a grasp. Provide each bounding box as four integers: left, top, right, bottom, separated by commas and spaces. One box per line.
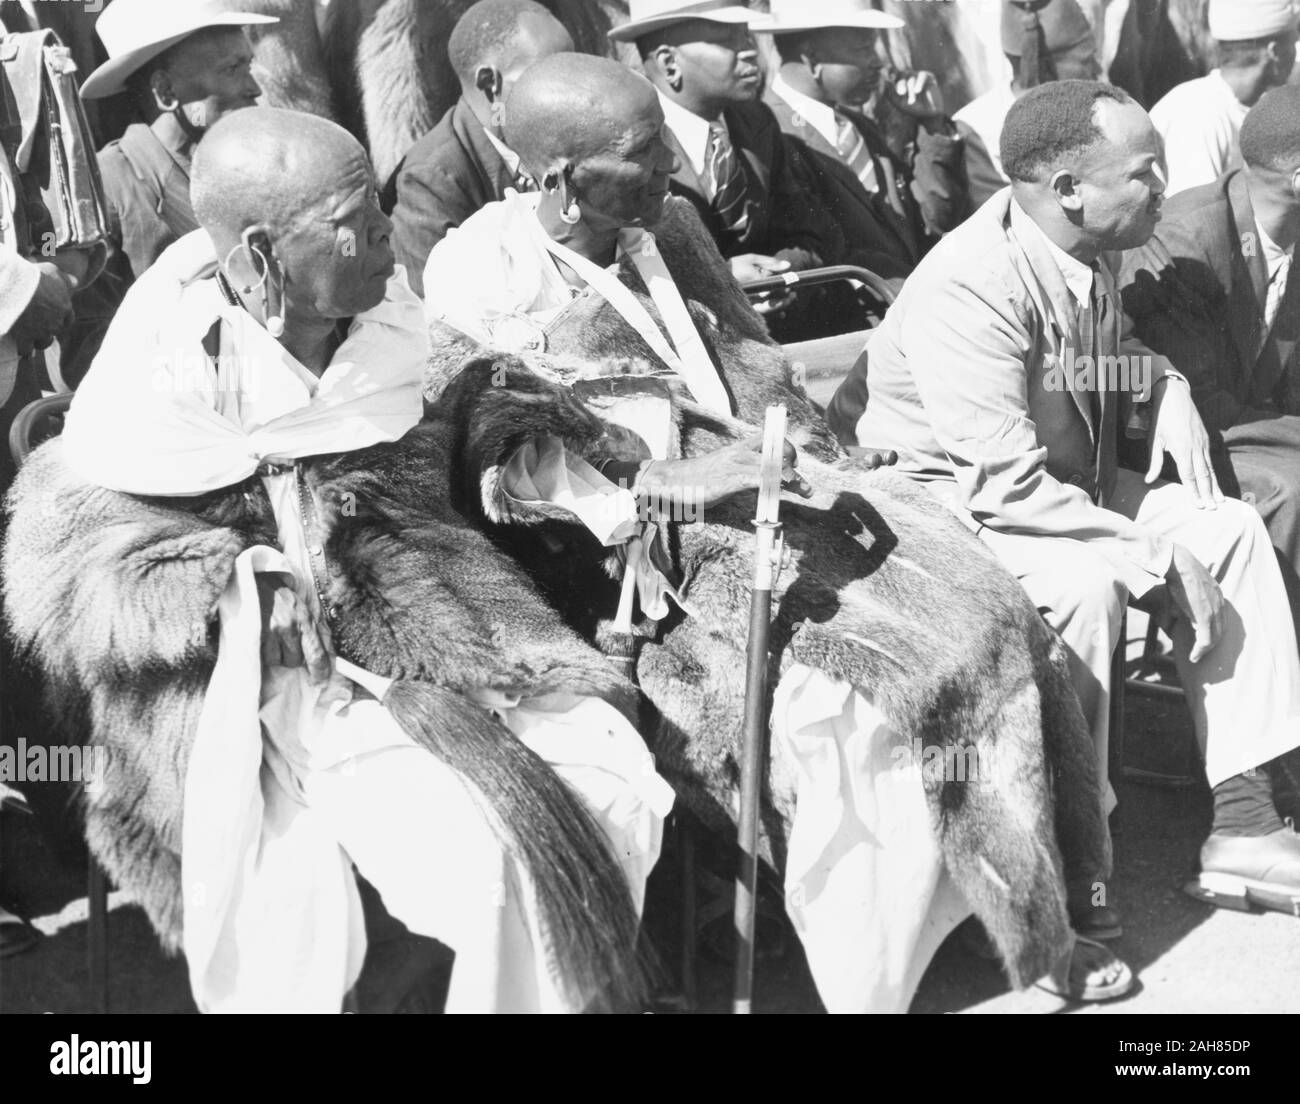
424, 197, 972, 1011
774, 666, 970, 1013
61, 230, 671, 1012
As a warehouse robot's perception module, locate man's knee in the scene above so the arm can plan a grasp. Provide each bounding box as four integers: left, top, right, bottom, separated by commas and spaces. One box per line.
1041, 560, 1126, 648
1217, 496, 1272, 551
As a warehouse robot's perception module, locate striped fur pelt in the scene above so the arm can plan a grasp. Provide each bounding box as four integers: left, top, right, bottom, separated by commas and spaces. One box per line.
2, 422, 648, 1011
423, 196, 1112, 991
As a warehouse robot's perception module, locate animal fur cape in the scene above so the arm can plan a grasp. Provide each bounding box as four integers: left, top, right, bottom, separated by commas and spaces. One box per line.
3, 422, 648, 1010
424, 196, 1111, 990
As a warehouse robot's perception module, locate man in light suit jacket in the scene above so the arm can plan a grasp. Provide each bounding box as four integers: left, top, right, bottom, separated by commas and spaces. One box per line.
831, 80, 1300, 918
1120, 85, 1300, 638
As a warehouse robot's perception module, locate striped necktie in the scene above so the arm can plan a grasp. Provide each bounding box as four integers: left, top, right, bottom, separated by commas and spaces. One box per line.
834, 110, 879, 193
707, 121, 750, 236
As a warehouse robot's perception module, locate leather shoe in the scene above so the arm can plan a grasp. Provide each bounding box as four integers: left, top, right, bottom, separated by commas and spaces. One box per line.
1184, 820, 1300, 916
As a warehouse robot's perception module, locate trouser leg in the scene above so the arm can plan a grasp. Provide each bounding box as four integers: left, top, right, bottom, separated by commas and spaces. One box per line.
301, 707, 555, 1013
1224, 440, 1300, 654
1108, 470, 1300, 787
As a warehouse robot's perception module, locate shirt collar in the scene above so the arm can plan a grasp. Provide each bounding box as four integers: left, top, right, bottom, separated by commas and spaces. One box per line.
1010, 198, 1095, 307
656, 89, 717, 179
1256, 218, 1294, 280
483, 127, 524, 178
768, 73, 841, 150
151, 111, 196, 166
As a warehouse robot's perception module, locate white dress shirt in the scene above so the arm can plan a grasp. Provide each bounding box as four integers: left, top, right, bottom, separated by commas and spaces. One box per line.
656, 89, 723, 196
1257, 219, 1295, 332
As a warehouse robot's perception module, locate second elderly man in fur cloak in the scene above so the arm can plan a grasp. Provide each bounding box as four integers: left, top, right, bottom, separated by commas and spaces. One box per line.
422, 53, 1131, 1011
3, 108, 674, 1014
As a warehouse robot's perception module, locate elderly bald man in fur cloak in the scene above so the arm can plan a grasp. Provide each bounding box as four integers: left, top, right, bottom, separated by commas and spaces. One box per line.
3, 107, 674, 1014
422, 53, 1131, 1010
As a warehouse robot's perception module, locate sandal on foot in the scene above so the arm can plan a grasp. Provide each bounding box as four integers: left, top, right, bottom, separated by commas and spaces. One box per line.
0, 904, 41, 959
1034, 935, 1134, 1002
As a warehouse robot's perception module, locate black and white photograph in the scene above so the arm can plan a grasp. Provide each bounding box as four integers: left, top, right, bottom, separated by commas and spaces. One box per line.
0, 0, 1296, 1058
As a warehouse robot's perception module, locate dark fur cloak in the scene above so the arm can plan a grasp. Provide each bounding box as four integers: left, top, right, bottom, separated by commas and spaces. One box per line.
424, 197, 1110, 990
2, 422, 647, 1007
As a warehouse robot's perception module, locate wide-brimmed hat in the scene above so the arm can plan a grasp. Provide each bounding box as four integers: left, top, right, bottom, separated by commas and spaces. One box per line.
608, 0, 759, 44
81, 0, 278, 100
750, 0, 903, 35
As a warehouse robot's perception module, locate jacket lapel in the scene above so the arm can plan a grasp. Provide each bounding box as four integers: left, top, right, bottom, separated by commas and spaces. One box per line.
1005, 202, 1096, 441
1226, 171, 1268, 375
453, 99, 516, 200
664, 124, 705, 198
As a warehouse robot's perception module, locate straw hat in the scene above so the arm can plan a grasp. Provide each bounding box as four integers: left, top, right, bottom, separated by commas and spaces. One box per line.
81, 0, 278, 100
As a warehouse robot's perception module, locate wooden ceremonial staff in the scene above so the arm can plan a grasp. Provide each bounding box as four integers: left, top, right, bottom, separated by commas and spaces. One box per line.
733, 405, 787, 1014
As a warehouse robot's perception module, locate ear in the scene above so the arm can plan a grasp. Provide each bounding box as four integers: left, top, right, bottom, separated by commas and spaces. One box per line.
1290, 166, 1300, 199
149, 69, 179, 112
649, 43, 680, 85
1050, 168, 1083, 212
799, 35, 820, 70
540, 163, 572, 194
240, 224, 277, 271
475, 64, 504, 101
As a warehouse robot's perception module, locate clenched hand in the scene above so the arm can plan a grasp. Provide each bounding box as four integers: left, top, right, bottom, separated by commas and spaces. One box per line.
640, 434, 812, 509
256, 571, 332, 684
11, 263, 75, 357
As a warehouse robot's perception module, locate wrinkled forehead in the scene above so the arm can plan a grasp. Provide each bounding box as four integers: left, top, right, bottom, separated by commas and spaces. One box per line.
561, 79, 662, 160
304, 149, 377, 225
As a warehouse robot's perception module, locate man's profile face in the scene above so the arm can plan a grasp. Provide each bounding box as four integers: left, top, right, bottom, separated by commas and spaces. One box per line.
1071, 99, 1165, 250
803, 27, 886, 107
282, 153, 396, 319
162, 28, 262, 133
573, 97, 679, 229
669, 20, 762, 106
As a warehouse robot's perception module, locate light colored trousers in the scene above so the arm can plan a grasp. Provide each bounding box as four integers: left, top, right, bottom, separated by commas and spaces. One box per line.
976, 470, 1300, 806
282, 693, 670, 1014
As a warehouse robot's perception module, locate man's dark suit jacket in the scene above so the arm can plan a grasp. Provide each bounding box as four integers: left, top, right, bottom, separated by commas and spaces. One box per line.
662, 97, 840, 272
388, 98, 516, 297
1119, 170, 1300, 437
764, 89, 969, 284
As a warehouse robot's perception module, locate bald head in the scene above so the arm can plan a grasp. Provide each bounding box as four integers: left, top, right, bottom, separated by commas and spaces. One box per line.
192, 107, 371, 242
192, 108, 395, 325
503, 52, 659, 174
